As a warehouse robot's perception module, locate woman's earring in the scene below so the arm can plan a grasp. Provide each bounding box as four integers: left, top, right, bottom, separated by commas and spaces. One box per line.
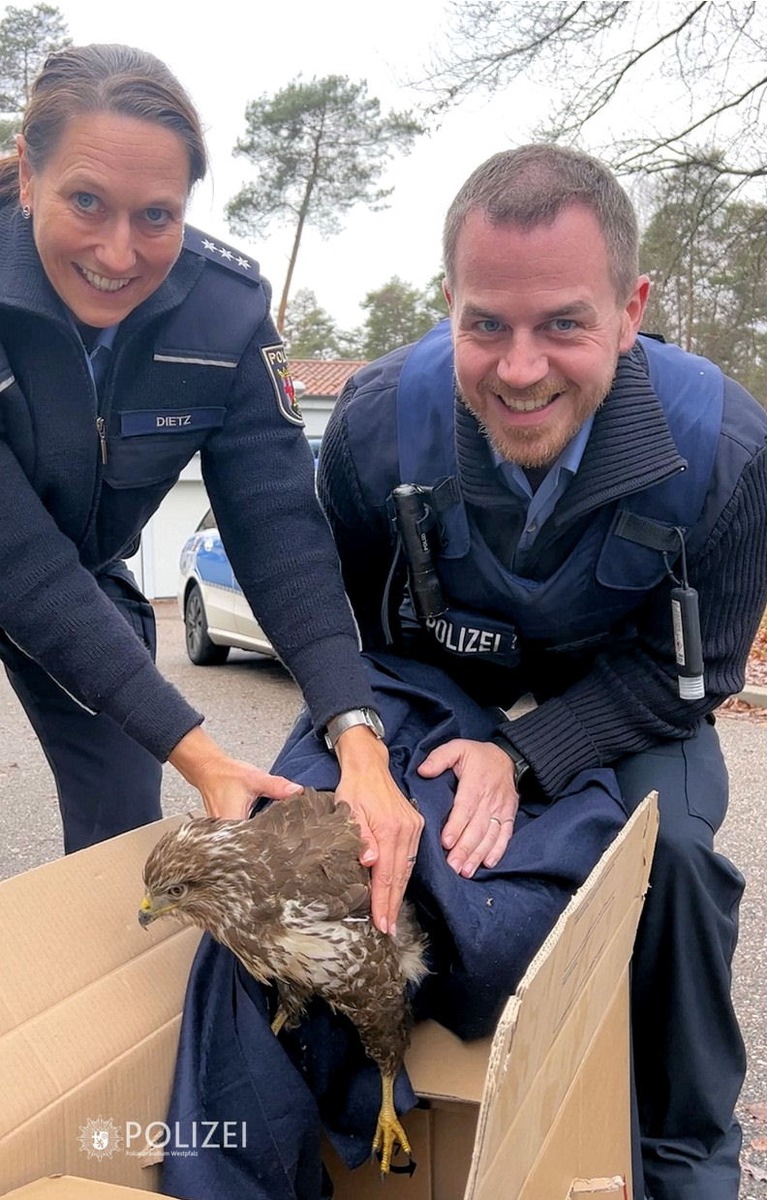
21, 204, 31, 220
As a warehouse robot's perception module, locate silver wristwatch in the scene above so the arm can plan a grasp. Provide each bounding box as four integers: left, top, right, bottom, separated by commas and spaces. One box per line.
324, 708, 385, 753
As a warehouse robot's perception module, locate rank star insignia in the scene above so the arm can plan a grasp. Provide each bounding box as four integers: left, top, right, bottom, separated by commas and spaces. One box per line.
184, 225, 261, 281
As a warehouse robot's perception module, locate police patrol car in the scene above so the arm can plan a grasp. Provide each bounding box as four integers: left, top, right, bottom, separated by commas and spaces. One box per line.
178, 438, 321, 665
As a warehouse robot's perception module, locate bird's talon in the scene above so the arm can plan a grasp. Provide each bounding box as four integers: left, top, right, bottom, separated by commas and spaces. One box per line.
270, 1006, 288, 1036
372, 1086, 413, 1176
374, 1146, 417, 1177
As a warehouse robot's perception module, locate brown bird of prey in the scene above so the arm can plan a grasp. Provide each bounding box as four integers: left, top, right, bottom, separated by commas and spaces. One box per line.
138, 786, 427, 1174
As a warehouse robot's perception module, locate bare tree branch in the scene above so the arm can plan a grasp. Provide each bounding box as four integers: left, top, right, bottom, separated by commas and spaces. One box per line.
416, 1, 767, 189
614, 73, 767, 173
546, 2, 708, 137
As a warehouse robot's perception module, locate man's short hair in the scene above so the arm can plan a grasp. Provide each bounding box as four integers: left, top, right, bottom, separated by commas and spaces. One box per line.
442, 144, 639, 302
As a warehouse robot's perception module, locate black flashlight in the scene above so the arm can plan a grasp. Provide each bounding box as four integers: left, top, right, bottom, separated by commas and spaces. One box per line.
390, 484, 447, 621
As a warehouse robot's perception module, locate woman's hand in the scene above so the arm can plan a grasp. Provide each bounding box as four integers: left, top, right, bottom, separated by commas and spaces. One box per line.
168, 725, 302, 820
332, 725, 424, 937
417, 739, 519, 877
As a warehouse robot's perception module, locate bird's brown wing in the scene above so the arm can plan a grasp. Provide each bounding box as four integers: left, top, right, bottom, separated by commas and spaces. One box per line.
246, 788, 371, 920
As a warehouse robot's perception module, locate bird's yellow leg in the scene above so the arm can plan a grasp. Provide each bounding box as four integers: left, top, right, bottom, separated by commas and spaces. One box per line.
372, 1071, 412, 1175
270, 1006, 288, 1036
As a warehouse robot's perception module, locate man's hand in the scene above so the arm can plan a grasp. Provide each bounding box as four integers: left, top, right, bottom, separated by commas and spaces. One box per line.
418, 739, 519, 877
169, 725, 303, 819
332, 725, 424, 938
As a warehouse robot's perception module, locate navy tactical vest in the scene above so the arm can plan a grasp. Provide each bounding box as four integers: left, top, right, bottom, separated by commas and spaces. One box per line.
392, 320, 723, 666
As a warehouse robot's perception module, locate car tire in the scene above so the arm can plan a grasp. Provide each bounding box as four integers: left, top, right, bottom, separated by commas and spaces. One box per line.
184, 583, 230, 665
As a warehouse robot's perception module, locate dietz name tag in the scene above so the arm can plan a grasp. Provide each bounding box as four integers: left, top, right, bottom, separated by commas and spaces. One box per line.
120, 408, 225, 436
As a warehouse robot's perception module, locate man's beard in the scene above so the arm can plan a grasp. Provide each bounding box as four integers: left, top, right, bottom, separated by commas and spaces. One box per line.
459, 359, 618, 469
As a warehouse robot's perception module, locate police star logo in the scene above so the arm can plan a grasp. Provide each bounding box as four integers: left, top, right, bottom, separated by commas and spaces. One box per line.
78, 1116, 123, 1160
260, 344, 304, 426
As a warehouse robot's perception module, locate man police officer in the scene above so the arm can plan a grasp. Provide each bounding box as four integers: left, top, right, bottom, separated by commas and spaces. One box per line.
316, 144, 767, 1200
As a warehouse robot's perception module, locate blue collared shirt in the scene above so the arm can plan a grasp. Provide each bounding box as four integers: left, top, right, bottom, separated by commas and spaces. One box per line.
71, 320, 120, 396
87, 323, 119, 395
493, 415, 595, 568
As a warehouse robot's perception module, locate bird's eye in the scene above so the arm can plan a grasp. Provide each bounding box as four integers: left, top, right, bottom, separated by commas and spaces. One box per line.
167, 884, 185, 897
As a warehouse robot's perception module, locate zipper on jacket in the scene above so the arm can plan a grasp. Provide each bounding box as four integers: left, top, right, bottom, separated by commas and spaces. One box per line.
96, 416, 108, 464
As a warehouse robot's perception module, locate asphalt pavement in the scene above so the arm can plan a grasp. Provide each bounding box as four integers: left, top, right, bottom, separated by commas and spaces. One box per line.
0, 600, 765, 1195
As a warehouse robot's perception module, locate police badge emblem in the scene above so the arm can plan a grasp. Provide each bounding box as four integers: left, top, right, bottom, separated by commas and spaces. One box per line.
261, 344, 304, 426
78, 1115, 123, 1159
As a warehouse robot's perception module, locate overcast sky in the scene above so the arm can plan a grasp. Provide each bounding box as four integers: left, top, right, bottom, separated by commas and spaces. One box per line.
33, 0, 556, 330
11, 0, 761, 329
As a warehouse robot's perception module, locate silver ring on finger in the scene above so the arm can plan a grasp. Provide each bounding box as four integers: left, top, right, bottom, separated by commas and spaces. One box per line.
489, 816, 502, 827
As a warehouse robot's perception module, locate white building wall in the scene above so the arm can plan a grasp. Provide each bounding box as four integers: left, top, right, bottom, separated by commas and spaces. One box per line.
126, 455, 208, 599
129, 397, 334, 599
300, 396, 334, 438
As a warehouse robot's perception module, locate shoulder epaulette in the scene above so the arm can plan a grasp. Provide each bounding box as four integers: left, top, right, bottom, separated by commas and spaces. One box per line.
183, 225, 261, 283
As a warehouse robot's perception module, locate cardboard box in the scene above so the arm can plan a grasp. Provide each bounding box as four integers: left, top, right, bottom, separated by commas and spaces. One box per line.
4, 1182, 162, 1199
0, 796, 657, 1200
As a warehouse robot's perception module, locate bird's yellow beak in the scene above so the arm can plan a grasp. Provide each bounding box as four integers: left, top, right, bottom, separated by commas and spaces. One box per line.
138, 895, 156, 927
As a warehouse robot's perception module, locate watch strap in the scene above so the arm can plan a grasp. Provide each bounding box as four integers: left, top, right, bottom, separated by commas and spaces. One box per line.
490, 734, 531, 791
324, 708, 385, 753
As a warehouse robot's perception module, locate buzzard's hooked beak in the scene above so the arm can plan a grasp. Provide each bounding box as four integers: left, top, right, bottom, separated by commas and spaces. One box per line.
138, 895, 157, 927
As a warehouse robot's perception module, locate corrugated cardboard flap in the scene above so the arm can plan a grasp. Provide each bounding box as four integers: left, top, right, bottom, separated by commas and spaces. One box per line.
568, 1178, 627, 1196
4, 1175, 169, 1198
0, 818, 202, 1193
464, 794, 658, 1199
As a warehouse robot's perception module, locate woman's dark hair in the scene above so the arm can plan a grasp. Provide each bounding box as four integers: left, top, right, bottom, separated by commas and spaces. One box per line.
0, 43, 208, 205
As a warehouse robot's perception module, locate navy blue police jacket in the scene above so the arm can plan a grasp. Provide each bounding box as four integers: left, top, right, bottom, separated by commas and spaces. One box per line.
318, 321, 767, 800
0, 205, 376, 759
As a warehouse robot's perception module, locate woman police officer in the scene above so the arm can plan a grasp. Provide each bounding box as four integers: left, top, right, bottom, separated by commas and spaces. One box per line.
0, 43, 421, 934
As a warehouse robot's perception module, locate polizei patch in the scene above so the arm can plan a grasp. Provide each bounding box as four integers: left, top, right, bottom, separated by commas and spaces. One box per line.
261, 345, 304, 426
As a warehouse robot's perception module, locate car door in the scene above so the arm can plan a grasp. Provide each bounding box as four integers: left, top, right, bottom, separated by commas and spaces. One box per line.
190, 517, 238, 634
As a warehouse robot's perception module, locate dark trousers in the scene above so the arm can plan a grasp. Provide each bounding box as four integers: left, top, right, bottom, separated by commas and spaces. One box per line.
615, 718, 745, 1200
3, 570, 163, 853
